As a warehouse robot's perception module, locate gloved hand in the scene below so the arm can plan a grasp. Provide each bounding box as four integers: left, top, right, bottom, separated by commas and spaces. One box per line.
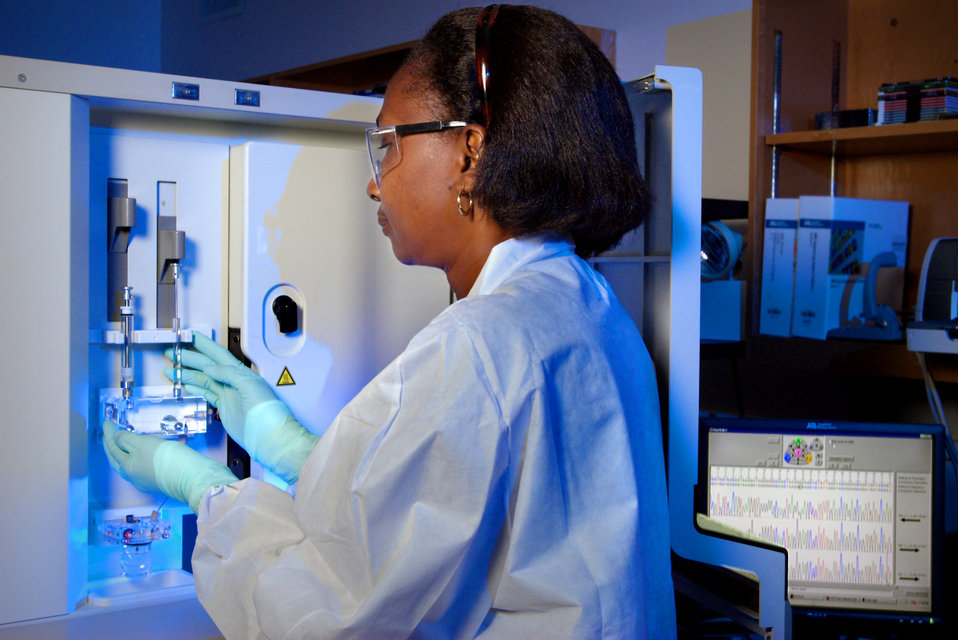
165, 332, 319, 484
102, 419, 238, 512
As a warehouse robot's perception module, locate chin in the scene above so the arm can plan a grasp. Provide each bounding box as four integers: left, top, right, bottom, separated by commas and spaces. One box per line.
389, 241, 416, 266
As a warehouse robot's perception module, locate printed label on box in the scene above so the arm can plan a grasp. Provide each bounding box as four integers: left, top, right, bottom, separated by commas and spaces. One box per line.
791, 197, 909, 339
759, 198, 799, 336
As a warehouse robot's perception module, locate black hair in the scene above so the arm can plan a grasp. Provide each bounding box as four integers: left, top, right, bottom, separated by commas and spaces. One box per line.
403, 5, 650, 258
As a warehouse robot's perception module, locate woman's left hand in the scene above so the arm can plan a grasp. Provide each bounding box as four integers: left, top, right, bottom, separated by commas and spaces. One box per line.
102, 419, 238, 512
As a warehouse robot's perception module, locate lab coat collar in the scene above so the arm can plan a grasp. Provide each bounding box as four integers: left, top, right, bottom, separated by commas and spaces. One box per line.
467, 233, 575, 298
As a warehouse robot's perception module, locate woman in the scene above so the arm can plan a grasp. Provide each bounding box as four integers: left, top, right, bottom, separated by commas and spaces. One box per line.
104, 5, 676, 638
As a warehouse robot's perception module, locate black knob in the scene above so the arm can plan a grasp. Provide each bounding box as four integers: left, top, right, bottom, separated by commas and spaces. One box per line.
272, 295, 299, 334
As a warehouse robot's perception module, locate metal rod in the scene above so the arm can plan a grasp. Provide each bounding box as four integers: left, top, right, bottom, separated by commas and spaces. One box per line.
830, 139, 838, 197
171, 263, 183, 400
770, 30, 783, 199
830, 40, 841, 197
120, 286, 135, 407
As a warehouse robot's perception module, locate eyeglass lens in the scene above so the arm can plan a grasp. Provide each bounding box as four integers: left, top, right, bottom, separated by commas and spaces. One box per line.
367, 128, 399, 188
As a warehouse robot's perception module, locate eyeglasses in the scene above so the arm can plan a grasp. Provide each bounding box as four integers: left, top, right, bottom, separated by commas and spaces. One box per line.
365, 120, 467, 188
366, 5, 498, 188
475, 4, 499, 128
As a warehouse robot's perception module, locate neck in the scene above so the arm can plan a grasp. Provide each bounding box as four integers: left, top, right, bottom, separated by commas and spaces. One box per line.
445, 214, 512, 298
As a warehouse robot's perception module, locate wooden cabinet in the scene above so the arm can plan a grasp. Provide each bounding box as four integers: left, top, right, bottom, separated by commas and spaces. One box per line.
704, 0, 958, 419
750, 0, 958, 314
246, 41, 417, 95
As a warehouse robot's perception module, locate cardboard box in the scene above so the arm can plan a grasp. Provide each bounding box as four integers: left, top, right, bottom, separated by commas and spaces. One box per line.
759, 198, 799, 336
791, 197, 909, 339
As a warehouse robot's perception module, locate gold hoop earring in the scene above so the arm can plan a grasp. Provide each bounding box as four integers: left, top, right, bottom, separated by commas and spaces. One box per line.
457, 188, 474, 216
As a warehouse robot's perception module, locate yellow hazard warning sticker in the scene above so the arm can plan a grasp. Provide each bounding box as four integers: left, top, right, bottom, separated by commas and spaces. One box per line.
276, 367, 295, 386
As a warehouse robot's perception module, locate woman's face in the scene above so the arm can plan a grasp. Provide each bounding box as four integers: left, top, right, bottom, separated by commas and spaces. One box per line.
365, 67, 466, 269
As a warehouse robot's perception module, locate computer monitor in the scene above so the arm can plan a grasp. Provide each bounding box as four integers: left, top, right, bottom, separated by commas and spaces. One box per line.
698, 417, 946, 629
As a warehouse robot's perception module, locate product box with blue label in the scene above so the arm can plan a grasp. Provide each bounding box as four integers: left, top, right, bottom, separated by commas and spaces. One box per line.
759, 198, 799, 336
791, 196, 909, 340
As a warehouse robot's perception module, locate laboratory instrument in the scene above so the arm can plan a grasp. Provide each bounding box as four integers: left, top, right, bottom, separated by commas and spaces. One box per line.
0, 53, 448, 637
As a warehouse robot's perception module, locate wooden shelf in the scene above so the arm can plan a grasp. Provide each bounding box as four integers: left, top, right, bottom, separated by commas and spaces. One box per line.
765, 119, 958, 155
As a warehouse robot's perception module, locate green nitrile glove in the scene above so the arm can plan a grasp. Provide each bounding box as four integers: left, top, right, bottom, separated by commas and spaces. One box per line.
164, 332, 319, 483
102, 419, 238, 512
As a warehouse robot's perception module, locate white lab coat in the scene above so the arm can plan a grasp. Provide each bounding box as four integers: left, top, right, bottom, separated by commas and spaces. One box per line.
193, 233, 676, 639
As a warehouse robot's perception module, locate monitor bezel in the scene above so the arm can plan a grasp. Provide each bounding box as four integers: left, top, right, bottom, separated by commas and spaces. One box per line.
695, 416, 947, 629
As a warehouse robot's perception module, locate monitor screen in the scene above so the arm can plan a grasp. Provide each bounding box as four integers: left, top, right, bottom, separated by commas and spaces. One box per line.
699, 417, 945, 624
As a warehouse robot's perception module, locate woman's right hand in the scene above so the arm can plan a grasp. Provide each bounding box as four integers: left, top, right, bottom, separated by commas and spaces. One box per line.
165, 332, 318, 483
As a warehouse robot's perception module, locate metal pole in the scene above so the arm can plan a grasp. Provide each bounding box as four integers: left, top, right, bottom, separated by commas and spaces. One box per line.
770, 30, 783, 199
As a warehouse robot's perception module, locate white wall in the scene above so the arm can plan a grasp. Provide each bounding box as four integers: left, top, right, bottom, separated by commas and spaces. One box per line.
159, 0, 749, 82
0, 1, 162, 72
160, 0, 752, 83
0, 1, 750, 86
667, 9, 752, 201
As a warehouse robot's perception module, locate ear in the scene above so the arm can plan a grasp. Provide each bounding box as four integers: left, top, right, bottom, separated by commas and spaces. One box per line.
456, 124, 486, 189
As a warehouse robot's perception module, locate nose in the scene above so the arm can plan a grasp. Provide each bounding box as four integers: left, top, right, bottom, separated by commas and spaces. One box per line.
366, 176, 381, 202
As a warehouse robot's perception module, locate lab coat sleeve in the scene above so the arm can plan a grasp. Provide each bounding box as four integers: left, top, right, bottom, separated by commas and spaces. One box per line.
192, 313, 517, 640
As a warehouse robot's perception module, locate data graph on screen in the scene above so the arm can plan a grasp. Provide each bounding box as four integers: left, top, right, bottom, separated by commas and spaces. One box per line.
709, 466, 895, 586
703, 423, 939, 617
